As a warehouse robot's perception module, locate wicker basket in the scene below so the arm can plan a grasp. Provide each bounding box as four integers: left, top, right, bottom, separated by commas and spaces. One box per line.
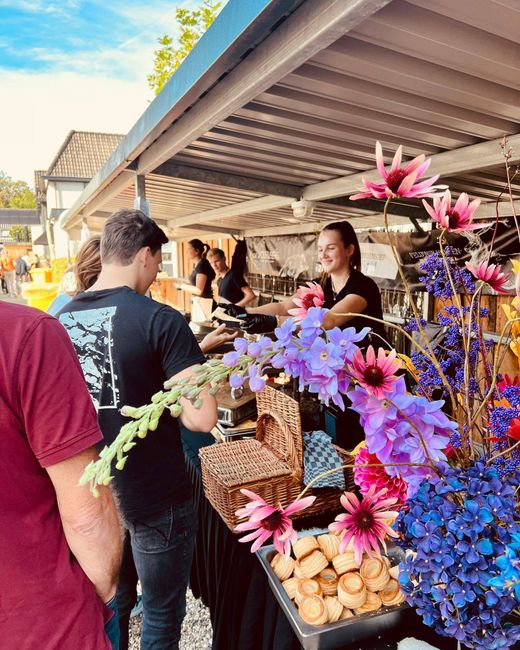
200, 384, 354, 532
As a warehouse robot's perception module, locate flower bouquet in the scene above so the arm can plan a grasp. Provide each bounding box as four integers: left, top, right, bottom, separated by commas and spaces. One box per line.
82, 140, 520, 649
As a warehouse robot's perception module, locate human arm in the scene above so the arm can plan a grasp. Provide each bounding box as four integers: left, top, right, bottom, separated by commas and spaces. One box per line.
246, 295, 295, 316
322, 293, 368, 330
235, 285, 256, 307
199, 323, 238, 353
46, 448, 123, 602
180, 273, 207, 297
175, 364, 218, 431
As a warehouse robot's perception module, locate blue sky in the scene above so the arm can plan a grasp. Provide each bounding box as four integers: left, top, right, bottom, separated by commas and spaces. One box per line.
0, 0, 217, 184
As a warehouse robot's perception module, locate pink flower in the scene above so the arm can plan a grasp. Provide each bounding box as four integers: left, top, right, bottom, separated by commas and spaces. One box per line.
328, 486, 399, 566
422, 190, 484, 233
350, 141, 445, 200
465, 261, 511, 294
287, 282, 324, 322
353, 447, 407, 506
235, 489, 316, 555
348, 345, 401, 399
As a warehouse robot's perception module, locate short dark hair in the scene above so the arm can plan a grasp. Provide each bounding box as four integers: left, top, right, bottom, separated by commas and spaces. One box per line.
207, 247, 225, 260
101, 209, 168, 265
321, 221, 361, 270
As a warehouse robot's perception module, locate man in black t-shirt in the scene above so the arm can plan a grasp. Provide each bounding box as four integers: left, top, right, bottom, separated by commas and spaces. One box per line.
58, 209, 217, 650
207, 247, 256, 306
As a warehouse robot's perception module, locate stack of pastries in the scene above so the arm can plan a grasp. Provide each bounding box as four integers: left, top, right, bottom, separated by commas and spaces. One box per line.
269, 533, 405, 626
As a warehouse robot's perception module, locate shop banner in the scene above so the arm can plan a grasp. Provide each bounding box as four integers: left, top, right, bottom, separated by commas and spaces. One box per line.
246, 233, 319, 280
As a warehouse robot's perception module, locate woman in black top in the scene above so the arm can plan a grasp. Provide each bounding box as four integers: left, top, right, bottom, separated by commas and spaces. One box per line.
180, 239, 216, 321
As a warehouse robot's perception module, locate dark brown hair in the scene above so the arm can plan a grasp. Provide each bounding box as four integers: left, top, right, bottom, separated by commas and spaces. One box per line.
75, 235, 101, 291
321, 221, 361, 270
101, 209, 168, 265
188, 238, 210, 259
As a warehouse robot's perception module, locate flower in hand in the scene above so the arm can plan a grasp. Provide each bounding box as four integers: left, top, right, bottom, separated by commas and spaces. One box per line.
235, 489, 316, 555
465, 260, 511, 294
349, 345, 401, 399
288, 281, 325, 322
350, 140, 445, 200
329, 485, 399, 565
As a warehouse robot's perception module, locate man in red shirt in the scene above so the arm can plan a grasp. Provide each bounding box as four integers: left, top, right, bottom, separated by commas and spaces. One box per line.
0, 302, 123, 649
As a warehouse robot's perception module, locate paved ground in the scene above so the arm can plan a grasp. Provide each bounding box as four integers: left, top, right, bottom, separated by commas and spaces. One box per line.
0, 293, 27, 306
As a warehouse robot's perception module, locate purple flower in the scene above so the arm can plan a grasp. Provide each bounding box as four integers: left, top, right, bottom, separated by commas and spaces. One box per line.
229, 373, 245, 389
300, 307, 326, 338
274, 318, 297, 346
222, 351, 240, 367
307, 338, 344, 373
327, 325, 371, 361
248, 365, 266, 392
233, 338, 248, 354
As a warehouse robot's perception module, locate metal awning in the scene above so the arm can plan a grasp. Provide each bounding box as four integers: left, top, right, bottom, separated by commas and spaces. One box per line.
0, 209, 40, 226
58, 0, 520, 239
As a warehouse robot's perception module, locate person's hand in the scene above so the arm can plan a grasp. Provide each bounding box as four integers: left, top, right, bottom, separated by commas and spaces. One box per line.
200, 323, 238, 353
217, 303, 248, 319
240, 314, 277, 334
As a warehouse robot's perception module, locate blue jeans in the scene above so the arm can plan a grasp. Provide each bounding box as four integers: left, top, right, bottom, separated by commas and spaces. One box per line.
116, 500, 197, 650
105, 596, 120, 649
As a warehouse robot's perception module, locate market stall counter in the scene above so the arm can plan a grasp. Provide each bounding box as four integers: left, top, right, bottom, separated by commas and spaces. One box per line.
181, 429, 457, 650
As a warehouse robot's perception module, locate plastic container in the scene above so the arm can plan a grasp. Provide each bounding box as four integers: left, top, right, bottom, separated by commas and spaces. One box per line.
31, 268, 53, 284
22, 283, 59, 312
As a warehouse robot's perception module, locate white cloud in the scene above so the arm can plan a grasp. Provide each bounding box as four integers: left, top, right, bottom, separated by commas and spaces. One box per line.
0, 69, 150, 184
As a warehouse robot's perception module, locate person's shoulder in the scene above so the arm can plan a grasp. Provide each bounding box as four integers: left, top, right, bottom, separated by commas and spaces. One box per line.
350, 269, 380, 293
1, 302, 52, 329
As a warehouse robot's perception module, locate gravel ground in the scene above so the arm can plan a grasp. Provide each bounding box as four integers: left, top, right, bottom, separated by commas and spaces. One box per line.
128, 589, 213, 650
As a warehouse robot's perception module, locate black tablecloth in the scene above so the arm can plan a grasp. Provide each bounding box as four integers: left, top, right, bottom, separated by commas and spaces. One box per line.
181, 429, 457, 650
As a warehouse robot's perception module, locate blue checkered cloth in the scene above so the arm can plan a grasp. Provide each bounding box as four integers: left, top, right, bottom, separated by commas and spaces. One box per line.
302, 430, 346, 489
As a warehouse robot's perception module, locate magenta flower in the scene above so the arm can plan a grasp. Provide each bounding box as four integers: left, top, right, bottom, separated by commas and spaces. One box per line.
465, 260, 511, 294
288, 282, 324, 322
235, 489, 316, 555
422, 190, 484, 233
328, 486, 399, 565
353, 447, 407, 506
350, 141, 445, 200
348, 345, 401, 399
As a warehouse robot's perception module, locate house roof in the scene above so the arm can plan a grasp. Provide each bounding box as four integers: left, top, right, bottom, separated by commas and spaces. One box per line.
46, 131, 124, 180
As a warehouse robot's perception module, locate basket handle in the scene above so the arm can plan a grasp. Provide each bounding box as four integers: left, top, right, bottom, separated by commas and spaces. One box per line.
256, 411, 302, 483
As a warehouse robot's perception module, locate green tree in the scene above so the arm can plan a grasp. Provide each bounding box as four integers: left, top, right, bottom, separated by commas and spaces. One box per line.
147, 0, 222, 95
0, 171, 36, 208
8, 225, 31, 242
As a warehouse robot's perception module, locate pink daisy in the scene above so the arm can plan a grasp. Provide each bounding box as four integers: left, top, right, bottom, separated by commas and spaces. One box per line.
348, 345, 401, 399
288, 281, 325, 322
353, 447, 407, 506
422, 190, 485, 233
235, 489, 316, 555
350, 141, 445, 200
465, 261, 511, 294
329, 486, 399, 565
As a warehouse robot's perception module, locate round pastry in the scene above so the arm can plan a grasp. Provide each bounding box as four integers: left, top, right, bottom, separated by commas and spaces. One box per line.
318, 567, 339, 596
293, 535, 319, 560
360, 557, 390, 592
354, 590, 382, 614
337, 572, 367, 609
295, 578, 322, 606
380, 579, 406, 606
332, 552, 359, 575
317, 533, 340, 561
293, 560, 305, 580
299, 550, 329, 578
282, 577, 299, 601
324, 596, 343, 623
340, 607, 354, 619
271, 553, 295, 581
298, 595, 328, 626
388, 565, 400, 581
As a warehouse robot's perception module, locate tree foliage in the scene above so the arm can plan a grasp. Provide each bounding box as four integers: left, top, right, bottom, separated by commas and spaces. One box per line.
0, 171, 36, 208
147, 0, 222, 95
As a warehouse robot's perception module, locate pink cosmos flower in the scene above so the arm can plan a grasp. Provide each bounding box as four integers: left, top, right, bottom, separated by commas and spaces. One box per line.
348, 346, 401, 399
235, 489, 316, 555
350, 141, 445, 200
422, 190, 484, 233
465, 261, 511, 294
287, 282, 325, 322
328, 486, 399, 566
353, 447, 407, 506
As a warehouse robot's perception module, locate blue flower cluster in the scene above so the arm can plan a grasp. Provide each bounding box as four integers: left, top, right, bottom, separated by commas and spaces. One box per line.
419, 250, 475, 299
396, 461, 520, 650
222, 307, 369, 408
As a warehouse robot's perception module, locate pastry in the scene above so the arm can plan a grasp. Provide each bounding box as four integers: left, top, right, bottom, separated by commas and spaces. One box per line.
317, 534, 340, 561
299, 550, 329, 578
292, 535, 319, 560
298, 595, 328, 626
293, 561, 305, 579
354, 591, 382, 614
270, 553, 295, 581
295, 578, 322, 605
282, 577, 299, 600
340, 607, 354, 619
337, 572, 367, 609
380, 579, 406, 606
360, 557, 390, 592
318, 567, 339, 596
388, 565, 400, 580
332, 552, 359, 575
324, 596, 343, 623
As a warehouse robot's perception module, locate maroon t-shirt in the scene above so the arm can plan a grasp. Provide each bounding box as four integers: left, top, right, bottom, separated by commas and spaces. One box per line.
0, 303, 111, 649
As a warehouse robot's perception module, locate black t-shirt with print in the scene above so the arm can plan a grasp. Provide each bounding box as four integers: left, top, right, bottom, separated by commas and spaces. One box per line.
58, 287, 205, 520
217, 269, 248, 304
189, 258, 215, 299
321, 269, 386, 340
